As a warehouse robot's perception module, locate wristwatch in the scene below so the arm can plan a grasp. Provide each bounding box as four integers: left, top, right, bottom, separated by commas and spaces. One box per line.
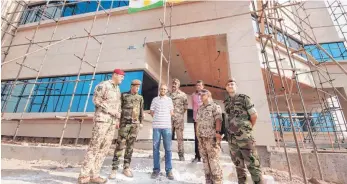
216, 130, 221, 135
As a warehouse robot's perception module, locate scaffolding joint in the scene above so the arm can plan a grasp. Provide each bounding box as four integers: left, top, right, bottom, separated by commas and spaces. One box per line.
320, 79, 335, 84
15, 62, 39, 72
73, 54, 96, 68
84, 28, 101, 44
158, 48, 170, 63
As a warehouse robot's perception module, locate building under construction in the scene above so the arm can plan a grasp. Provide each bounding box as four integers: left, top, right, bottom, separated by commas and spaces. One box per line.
1, 0, 347, 183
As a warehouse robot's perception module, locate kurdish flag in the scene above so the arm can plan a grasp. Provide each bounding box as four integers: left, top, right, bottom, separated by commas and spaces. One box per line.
167, 0, 184, 3
128, 0, 164, 14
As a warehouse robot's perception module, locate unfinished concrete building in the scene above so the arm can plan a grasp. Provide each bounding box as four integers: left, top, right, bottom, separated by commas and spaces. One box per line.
1, 0, 347, 183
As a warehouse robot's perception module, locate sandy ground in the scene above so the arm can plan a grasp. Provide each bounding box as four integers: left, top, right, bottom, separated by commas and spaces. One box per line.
0, 149, 333, 184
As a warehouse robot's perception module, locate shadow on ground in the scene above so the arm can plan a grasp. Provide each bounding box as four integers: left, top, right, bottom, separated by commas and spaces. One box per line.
1, 169, 77, 184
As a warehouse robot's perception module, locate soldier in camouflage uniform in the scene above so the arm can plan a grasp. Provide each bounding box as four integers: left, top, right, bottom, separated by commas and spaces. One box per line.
109, 79, 144, 179
196, 89, 223, 184
169, 78, 188, 161
78, 69, 125, 184
224, 78, 263, 184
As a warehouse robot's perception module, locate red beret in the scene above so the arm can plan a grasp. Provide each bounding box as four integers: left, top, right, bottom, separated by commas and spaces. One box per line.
113, 69, 125, 75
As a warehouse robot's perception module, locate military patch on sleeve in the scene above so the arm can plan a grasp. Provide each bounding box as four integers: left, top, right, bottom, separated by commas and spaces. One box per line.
97, 85, 103, 92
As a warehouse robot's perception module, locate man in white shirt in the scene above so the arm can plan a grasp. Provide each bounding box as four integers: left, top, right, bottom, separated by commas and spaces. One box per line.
150, 84, 174, 180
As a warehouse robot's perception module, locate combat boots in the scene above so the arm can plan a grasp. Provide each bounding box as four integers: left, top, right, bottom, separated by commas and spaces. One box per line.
122, 168, 133, 178
108, 170, 117, 179
254, 178, 265, 184
77, 176, 90, 184
191, 157, 201, 163
89, 176, 107, 184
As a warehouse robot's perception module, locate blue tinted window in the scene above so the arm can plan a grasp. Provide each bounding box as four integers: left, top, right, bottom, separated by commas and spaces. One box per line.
20, 1, 129, 25
251, 20, 303, 51
1, 71, 144, 113
304, 42, 347, 62
270, 113, 335, 132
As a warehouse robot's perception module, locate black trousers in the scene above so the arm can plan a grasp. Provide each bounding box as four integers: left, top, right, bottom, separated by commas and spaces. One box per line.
193, 121, 200, 159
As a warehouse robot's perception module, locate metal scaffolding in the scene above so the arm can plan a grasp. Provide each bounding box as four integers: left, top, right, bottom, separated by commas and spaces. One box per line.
1, 1, 347, 182
1, 0, 175, 145
158, 0, 173, 93
253, 0, 347, 183
327, 0, 347, 48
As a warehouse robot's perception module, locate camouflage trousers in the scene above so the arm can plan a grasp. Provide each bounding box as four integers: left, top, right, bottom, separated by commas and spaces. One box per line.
228, 134, 263, 184
80, 120, 116, 178
172, 117, 184, 157
112, 123, 140, 170
198, 137, 223, 184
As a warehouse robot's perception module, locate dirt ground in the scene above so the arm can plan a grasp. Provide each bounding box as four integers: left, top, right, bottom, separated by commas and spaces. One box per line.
1, 147, 336, 184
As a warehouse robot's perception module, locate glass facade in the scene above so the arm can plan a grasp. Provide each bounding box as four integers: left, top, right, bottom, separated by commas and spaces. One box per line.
251, 17, 304, 53
304, 42, 347, 62
20, 0, 129, 25
264, 26, 302, 51
1, 71, 145, 113
271, 113, 336, 132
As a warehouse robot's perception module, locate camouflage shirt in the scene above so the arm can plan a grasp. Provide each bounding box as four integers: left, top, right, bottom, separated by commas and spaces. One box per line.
169, 90, 188, 121
196, 101, 223, 138
120, 91, 144, 124
93, 80, 121, 123
224, 93, 257, 136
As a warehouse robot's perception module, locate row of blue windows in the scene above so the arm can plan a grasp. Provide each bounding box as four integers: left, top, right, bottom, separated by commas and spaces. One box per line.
304, 42, 347, 62
1, 71, 144, 113
251, 17, 303, 52
20, 0, 129, 25
271, 113, 337, 132
264, 26, 302, 52
251, 17, 347, 62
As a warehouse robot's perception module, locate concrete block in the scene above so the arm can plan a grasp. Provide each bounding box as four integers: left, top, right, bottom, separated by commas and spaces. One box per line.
227, 45, 259, 64
229, 62, 263, 81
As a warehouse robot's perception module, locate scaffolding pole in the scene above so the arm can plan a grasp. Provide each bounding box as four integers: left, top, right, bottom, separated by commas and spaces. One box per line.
11, 0, 70, 140
74, 0, 116, 145
252, 1, 294, 181
1, 1, 26, 56
58, 0, 105, 146
291, 5, 336, 150
167, 3, 173, 86
273, 5, 323, 180
327, 0, 347, 45
292, 1, 347, 147
278, 1, 347, 149
1, 1, 51, 117
158, 0, 168, 94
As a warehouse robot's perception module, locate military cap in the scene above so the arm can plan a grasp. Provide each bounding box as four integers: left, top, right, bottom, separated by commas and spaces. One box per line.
172, 78, 180, 84
199, 89, 211, 96
131, 79, 141, 86
226, 77, 237, 84
113, 69, 125, 76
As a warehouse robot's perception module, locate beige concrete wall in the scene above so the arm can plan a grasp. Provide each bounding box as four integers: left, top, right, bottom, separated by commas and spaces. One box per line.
313, 63, 347, 93
322, 63, 347, 89
145, 45, 170, 85
293, 1, 342, 44
2, 1, 253, 79
1, 112, 154, 139
1, 1, 26, 62
1, 1, 278, 146
259, 42, 316, 87
226, 16, 276, 146
337, 88, 347, 128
